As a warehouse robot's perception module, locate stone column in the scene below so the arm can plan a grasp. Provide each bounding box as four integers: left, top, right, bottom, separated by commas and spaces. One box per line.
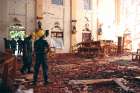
115, 0, 120, 25
36, 0, 44, 19
71, 0, 77, 52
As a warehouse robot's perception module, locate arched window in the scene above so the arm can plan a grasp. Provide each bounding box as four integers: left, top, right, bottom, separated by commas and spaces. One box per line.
9, 24, 25, 40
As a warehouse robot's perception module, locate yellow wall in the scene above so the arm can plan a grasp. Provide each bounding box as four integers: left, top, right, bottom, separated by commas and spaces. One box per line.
71, 0, 77, 47
72, 0, 77, 20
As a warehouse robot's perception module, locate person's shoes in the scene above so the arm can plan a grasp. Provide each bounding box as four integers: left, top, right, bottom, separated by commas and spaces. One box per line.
43, 82, 49, 86
20, 69, 25, 74
44, 81, 52, 86
27, 71, 33, 74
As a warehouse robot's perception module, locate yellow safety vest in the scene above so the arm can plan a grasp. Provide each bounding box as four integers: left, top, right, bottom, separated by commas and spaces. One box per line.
32, 29, 45, 40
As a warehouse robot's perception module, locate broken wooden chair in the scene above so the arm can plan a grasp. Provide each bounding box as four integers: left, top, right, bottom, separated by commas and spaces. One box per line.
132, 49, 140, 61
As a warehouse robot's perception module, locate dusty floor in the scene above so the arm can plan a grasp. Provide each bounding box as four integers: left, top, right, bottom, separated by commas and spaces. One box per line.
14, 53, 140, 93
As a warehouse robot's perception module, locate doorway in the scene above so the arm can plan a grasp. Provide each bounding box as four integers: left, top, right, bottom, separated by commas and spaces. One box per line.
9, 24, 25, 55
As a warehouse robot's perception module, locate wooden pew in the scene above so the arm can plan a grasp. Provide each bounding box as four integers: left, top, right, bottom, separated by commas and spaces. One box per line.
79, 41, 101, 58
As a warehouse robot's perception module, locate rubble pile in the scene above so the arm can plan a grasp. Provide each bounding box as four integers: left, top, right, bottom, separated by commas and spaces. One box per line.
13, 53, 140, 93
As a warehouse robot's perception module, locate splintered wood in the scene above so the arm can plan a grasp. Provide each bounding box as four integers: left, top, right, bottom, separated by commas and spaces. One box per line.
7, 53, 140, 93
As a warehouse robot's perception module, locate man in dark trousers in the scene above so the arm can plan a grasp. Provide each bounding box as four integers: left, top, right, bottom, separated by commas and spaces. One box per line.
20, 35, 32, 74
10, 38, 17, 55
32, 31, 49, 86
17, 37, 23, 55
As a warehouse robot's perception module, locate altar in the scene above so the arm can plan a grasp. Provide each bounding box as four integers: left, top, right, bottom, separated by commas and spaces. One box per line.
73, 40, 117, 58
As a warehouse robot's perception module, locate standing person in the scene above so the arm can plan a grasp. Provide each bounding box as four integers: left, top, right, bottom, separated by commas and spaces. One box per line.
32, 32, 50, 86
10, 38, 17, 55
3, 38, 11, 51
20, 35, 32, 74
17, 37, 23, 55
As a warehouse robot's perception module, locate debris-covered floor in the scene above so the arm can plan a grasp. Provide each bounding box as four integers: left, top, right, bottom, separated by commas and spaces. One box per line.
14, 53, 140, 93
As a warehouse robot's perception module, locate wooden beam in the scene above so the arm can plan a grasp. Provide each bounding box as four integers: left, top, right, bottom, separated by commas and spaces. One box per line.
69, 79, 114, 85
113, 78, 135, 92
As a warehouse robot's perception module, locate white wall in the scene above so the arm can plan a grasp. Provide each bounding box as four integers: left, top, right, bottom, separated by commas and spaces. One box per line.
7, 0, 35, 35
42, 0, 70, 53
97, 0, 117, 41
76, 0, 97, 43
0, 0, 35, 52
75, 0, 117, 42
0, 0, 70, 53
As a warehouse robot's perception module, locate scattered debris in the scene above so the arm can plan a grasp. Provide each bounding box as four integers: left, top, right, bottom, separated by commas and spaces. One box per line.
3, 53, 140, 92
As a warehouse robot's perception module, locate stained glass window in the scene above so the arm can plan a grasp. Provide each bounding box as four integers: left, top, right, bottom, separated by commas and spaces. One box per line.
9, 24, 25, 40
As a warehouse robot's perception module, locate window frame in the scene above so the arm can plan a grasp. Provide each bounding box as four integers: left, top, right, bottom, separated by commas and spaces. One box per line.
84, 0, 92, 10
52, 0, 63, 5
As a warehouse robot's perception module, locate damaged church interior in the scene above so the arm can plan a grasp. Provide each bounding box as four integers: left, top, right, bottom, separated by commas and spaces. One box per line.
1, 0, 140, 93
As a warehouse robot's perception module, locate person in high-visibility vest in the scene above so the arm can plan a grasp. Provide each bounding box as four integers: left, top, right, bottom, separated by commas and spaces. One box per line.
32, 30, 50, 86
32, 28, 45, 41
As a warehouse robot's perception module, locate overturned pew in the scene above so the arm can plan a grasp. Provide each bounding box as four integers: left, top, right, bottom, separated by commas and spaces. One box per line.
69, 78, 136, 93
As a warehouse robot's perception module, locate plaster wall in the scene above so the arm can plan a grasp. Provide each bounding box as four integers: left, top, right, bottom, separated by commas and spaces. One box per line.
42, 0, 70, 53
